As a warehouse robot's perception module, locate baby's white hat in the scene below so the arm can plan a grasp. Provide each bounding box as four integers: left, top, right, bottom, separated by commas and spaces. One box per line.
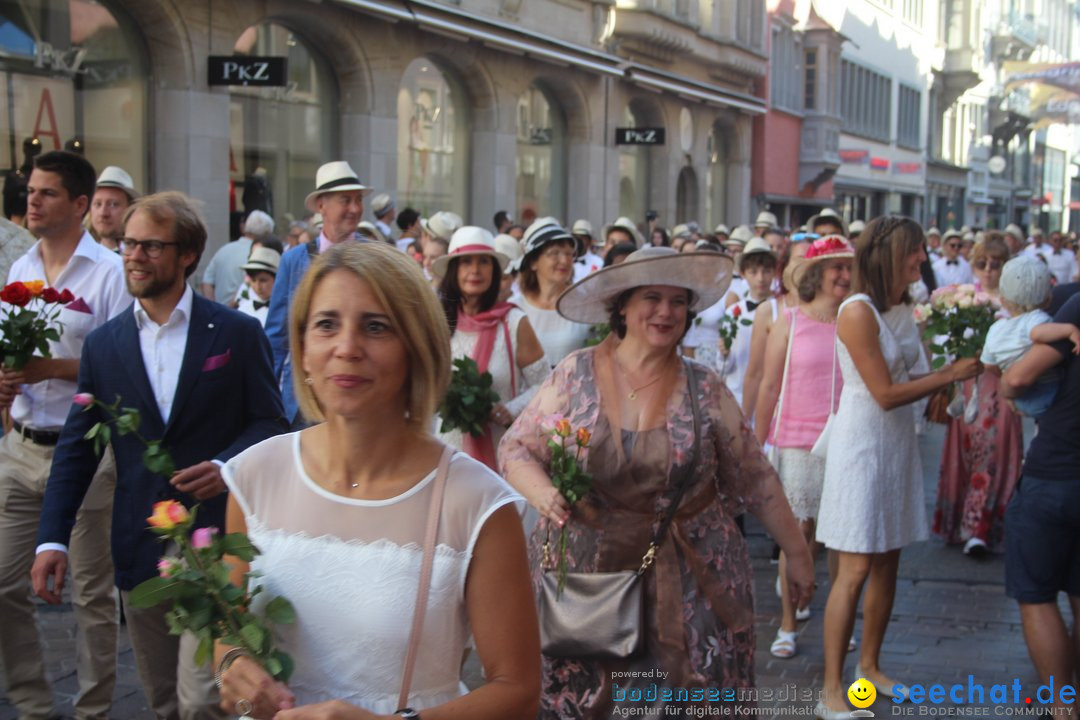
999, 255, 1052, 309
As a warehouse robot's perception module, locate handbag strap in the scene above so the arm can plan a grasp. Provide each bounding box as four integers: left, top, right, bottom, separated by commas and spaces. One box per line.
771, 308, 796, 443
397, 444, 454, 711
827, 324, 838, 413
638, 358, 702, 573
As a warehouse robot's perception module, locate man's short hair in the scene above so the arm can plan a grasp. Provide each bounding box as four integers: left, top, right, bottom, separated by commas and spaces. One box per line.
493, 210, 510, 230
34, 151, 96, 210
396, 207, 420, 231
123, 191, 208, 279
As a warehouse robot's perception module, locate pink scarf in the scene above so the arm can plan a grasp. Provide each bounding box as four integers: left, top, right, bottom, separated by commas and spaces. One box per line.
455, 302, 516, 469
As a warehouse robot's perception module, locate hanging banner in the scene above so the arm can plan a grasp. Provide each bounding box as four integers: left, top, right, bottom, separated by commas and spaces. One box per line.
1004, 61, 1080, 95
838, 149, 869, 164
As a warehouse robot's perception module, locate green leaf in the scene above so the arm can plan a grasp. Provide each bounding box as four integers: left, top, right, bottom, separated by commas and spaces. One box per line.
143, 444, 175, 477
265, 596, 296, 624
932, 356, 946, 369
115, 409, 141, 436
128, 576, 183, 608
239, 622, 266, 654
269, 649, 295, 682
221, 533, 259, 562
193, 633, 213, 666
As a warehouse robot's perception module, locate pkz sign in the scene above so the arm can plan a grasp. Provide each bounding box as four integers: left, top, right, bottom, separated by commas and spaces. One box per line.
208, 56, 287, 87
615, 127, 666, 145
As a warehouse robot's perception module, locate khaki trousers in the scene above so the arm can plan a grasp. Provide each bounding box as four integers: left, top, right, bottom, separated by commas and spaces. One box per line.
0, 431, 118, 720
120, 591, 227, 720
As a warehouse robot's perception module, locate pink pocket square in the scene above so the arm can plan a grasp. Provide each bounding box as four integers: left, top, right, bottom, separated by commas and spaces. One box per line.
65, 298, 93, 314
201, 349, 231, 372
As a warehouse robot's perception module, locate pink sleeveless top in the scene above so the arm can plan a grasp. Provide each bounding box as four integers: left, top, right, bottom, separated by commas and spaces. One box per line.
769, 307, 843, 450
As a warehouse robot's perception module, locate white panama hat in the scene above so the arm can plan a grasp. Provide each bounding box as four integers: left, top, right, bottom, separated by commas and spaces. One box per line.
556, 246, 733, 324
95, 166, 138, 201
420, 211, 464, 243
304, 161, 370, 212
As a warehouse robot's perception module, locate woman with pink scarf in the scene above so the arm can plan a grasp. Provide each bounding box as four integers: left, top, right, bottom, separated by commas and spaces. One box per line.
434, 226, 548, 469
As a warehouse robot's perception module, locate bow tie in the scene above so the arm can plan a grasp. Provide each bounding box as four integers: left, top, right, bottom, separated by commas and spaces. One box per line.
946, 260, 958, 266
253, 300, 269, 311
746, 299, 764, 312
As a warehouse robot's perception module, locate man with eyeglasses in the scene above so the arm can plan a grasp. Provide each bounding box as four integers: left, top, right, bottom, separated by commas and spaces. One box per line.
89, 165, 139, 253
932, 228, 974, 287
265, 160, 369, 428
32, 191, 285, 720
0, 150, 129, 720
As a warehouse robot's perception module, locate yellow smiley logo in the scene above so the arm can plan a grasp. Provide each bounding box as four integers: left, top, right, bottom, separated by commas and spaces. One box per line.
848, 677, 877, 708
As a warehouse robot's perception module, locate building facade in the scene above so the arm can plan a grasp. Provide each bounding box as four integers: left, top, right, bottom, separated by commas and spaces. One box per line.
0, 0, 781, 262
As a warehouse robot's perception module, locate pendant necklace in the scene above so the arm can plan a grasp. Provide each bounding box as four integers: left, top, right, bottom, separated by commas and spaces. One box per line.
616, 359, 666, 400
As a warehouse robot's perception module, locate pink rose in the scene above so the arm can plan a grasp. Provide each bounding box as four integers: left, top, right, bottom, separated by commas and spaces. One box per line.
157, 558, 179, 578
191, 527, 217, 549
73, 393, 95, 407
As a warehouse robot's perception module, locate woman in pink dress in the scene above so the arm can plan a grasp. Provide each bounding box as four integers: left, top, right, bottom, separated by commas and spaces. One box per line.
933, 234, 1023, 556
755, 236, 852, 659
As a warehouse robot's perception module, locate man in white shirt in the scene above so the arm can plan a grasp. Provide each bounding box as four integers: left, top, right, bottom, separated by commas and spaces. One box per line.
0, 151, 129, 720
1022, 227, 1047, 259
1029, 231, 1079, 285
932, 229, 974, 287
200, 209, 273, 305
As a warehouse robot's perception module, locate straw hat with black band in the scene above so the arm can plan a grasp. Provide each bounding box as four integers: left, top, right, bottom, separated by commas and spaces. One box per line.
304, 161, 370, 212
557, 246, 734, 325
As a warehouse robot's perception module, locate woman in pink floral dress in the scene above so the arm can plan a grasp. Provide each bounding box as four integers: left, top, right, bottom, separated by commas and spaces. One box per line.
500, 247, 814, 719
934, 234, 1023, 555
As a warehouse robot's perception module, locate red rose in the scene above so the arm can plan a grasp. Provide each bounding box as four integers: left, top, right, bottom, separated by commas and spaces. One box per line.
0, 282, 31, 307
58, 289, 74, 304
41, 287, 60, 303
732, 305, 742, 317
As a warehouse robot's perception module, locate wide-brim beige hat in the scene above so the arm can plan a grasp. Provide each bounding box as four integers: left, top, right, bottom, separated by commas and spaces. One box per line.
557, 246, 733, 324
304, 161, 370, 212
431, 226, 509, 280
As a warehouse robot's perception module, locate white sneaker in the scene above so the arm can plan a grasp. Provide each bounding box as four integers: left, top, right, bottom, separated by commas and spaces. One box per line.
963, 537, 987, 557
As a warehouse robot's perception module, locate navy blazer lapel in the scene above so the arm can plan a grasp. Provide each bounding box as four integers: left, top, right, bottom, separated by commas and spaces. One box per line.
113, 311, 165, 432
164, 296, 221, 436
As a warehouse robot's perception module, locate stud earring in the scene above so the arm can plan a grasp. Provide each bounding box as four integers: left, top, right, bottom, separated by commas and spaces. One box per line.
304, 376, 314, 385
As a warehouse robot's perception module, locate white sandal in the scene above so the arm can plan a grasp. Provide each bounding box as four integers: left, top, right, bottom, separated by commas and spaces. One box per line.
770, 629, 798, 659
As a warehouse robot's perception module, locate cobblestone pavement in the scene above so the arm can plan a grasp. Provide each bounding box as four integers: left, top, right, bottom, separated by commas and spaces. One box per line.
1, 422, 1069, 719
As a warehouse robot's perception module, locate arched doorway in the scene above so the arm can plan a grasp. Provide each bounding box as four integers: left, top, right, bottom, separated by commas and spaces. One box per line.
707, 121, 730, 229
675, 166, 699, 225
396, 57, 468, 216
229, 22, 336, 225
516, 82, 566, 222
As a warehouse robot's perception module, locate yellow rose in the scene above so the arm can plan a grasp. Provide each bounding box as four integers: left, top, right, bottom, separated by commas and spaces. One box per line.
147, 500, 190, 531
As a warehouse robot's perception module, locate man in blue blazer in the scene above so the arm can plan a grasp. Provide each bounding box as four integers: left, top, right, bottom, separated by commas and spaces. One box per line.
265, 160, 368, 427
32, 191, 287, 720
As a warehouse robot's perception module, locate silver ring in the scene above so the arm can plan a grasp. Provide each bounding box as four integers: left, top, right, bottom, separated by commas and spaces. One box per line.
235, 698, 253, 716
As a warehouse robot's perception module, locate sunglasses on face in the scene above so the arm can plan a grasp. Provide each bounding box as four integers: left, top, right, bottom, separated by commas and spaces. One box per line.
947, 243, 963, 250
973, 260, 1002, 271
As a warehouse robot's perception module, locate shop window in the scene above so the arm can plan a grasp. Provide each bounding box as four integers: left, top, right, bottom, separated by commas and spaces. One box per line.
618, 103, 649, 224
515, 84, 565, 223
397, 58, 467, 217
230, 23, 335, 227
0, 0, 146, 207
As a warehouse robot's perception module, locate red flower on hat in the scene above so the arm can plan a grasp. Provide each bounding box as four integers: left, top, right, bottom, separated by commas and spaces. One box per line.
805, 235, 853, 260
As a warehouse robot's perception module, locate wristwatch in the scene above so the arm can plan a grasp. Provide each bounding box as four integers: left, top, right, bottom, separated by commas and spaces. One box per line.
396, 710, 421, 719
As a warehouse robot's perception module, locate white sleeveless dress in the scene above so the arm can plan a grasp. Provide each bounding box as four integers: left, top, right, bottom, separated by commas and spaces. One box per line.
222, 433, 524, 713
816, 294, 930, 553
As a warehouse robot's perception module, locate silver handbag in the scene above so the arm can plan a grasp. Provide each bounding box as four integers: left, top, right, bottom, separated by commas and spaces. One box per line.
536, 360, 702, 661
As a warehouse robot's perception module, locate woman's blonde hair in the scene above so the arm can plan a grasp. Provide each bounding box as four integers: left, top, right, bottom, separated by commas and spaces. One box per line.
971, 232, 1010, 264
289, 242, 451, 427
852, 216, 925, 311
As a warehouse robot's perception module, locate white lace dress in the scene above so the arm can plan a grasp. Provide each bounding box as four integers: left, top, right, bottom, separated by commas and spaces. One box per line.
222, 433, 524, 714
513, 295, 591, 367
436, 307, 549, 452
816, 294, 930, 553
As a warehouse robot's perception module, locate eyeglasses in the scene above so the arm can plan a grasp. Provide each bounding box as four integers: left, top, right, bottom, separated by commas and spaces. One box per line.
542, 247, 575, 261
121, 238, 180, 258
947, 243, 963, 250
973, 260, 1003, 271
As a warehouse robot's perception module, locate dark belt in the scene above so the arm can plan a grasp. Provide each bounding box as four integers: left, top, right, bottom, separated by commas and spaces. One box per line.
12, 420, 61, 446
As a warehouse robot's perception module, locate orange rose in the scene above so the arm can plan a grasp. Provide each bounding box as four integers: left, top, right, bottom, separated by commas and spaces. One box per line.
576, 427, 591, 447
554, 418, 571, 438
24, 280, 44, 297
147, 500, 190, 531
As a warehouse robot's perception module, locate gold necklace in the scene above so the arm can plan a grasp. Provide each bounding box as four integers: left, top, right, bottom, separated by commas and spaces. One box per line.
615, 359, 667, 400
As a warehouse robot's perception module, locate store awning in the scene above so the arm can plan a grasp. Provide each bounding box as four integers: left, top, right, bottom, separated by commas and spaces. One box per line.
335, 0, 766, 113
